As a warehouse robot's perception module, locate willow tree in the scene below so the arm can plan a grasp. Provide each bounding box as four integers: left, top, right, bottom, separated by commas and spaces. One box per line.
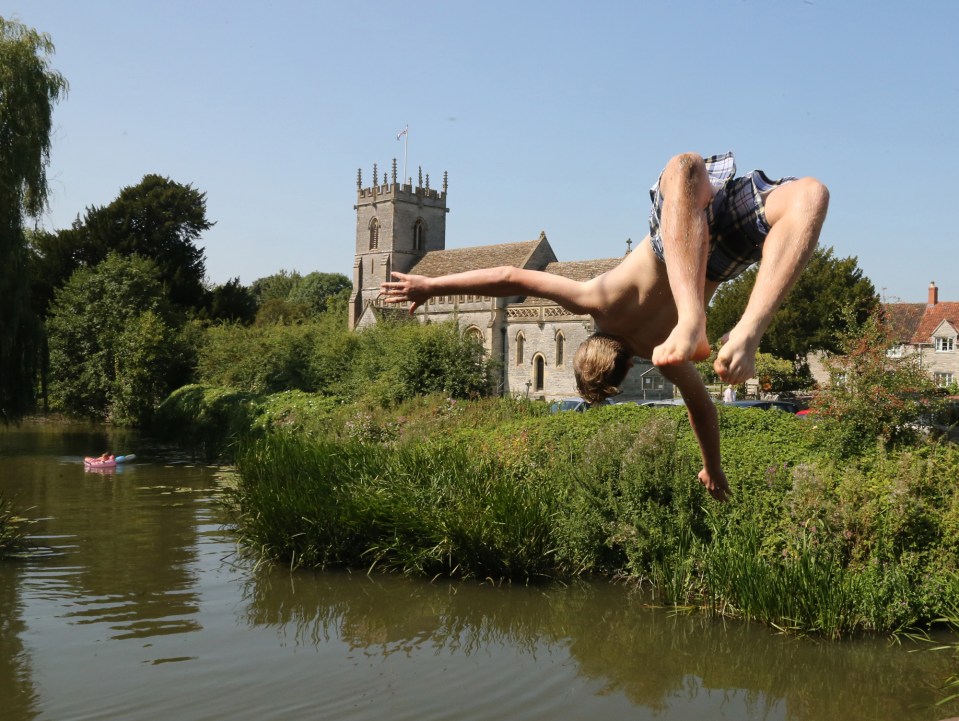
0, 17, 67, 421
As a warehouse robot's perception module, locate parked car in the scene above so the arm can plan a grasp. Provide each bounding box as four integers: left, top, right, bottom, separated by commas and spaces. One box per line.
548, 398, 613, 413
724, 399, 800, 413
637, 398, 687, 407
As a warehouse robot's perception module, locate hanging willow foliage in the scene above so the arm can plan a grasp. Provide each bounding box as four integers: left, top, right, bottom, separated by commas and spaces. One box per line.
0, 17, 68, 421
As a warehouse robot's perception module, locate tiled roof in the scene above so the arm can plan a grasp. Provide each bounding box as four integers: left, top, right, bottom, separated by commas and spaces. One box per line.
408, 239, 549, 277
882, 303, 925, 344
912, 302, 959, 343
514, 257, 624, 307
544, 257, 624, 282
884, 299, 959, 345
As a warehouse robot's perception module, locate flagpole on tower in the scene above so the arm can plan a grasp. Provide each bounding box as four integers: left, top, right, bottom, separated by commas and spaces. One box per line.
397, 124, 409, 183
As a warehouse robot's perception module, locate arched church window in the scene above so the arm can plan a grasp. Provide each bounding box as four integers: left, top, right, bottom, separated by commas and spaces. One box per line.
369, 218, 379, 250
533, 354, 545, 392
555, 331, 565, 366
515, 332, 525, 365
413, 219, 426, 251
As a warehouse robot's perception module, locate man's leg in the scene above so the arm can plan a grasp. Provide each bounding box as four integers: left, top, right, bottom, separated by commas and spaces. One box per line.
714, 177, 830, 383
651, 153, 715, 368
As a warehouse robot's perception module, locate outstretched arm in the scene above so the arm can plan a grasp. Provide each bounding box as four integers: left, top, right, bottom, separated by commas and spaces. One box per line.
658, 362, 730, 502
381, 267, 592, 314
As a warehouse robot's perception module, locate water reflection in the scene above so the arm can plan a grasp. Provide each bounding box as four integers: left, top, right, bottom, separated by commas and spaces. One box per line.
245, 567, 957, 720
0, 562, 39, 721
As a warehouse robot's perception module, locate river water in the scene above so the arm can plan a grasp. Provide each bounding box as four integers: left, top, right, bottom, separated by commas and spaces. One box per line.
1, 421, 957, 721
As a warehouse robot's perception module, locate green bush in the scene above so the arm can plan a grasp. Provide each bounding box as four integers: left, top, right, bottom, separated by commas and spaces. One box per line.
152, 384, 263, 459
197, 322, 321, 394
812, 310, 943, 457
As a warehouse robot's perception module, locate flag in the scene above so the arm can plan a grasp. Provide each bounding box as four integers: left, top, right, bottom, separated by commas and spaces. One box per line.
396, 126, 408, 140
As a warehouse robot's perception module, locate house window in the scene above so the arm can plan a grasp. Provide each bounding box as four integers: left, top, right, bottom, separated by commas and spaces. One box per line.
555, 332, 565, 366
413, 219, 425, 251
886, 344, 906, 358
935, 372, 954, 387
369, 218, 380, 250
935, 337, 955, 352
533, 354, 545, 391
643, 375, 665, 390
515, 332, 525, 365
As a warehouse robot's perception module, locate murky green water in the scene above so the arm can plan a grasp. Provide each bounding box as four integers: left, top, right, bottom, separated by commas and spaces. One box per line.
2, 421, 957, 721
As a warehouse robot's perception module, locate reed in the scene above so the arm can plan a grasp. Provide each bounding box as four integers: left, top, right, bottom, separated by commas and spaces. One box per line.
0, 493, 29, 557
232, 431, 558, 581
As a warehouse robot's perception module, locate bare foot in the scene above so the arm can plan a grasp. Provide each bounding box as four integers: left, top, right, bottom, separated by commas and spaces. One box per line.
652, 322, 711, 367
714, 330, 759, 384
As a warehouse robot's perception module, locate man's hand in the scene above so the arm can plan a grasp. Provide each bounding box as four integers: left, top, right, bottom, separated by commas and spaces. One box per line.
698, 467, 731, 502
380, 272, 432, 313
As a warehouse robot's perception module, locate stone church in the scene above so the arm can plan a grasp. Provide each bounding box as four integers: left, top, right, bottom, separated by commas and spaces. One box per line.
347, 161, 673, 402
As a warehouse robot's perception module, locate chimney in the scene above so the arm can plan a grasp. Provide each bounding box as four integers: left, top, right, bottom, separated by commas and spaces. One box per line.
928, 281, 939, 306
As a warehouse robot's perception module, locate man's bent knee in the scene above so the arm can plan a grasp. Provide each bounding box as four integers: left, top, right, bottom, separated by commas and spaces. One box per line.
662, 152, 711, 205
766, 177, 830, 226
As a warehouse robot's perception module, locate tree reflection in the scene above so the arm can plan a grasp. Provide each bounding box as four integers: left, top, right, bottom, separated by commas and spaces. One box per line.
0, 562, 39, 721
244, 568, 958, 720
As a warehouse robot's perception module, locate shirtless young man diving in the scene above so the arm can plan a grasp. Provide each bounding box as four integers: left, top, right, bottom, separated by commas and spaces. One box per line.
381, 152, 830, 502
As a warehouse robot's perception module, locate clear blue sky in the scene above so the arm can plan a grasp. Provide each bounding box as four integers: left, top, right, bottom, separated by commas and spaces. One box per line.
13, 1, 959, 303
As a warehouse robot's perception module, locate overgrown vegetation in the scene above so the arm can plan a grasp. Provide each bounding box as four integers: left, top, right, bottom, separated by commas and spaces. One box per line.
0, 493, 30, 557
213, 394, 959, 638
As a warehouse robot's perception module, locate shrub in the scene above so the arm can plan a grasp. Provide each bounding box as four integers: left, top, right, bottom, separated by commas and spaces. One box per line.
812, 310, 942, 457
152, 384, 262, 459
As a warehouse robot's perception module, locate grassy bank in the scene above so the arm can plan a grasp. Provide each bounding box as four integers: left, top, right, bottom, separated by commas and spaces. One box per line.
166, 387, 959, 637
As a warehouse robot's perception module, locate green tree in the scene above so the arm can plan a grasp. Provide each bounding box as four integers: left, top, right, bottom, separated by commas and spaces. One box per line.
250, 270, 301, 306
0, 17, 67, 421
707, 247, 878, 363
254, 298, 310, 326
197, 322, 319, 394
344, 320, 495, 405
286, 272, 351, 316
71, 175, 212, 311
25, 227, 80, 317
46, 253, 187, 423
812, 309, 941, 457
206, 277, 257, 325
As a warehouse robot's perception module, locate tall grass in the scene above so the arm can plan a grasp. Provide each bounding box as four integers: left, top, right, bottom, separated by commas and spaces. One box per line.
0, 493, 30, 557
233, 431, 559, 581
226, 399, 959, 637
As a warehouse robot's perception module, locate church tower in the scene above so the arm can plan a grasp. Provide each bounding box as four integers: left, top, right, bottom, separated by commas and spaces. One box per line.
349, 159, 449, 329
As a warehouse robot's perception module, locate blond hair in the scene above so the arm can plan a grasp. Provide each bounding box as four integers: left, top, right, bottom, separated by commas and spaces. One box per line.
573, 333, 632, 405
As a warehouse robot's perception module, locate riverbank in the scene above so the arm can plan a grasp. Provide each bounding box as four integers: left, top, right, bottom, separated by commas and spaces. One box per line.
155, 386, 959, 638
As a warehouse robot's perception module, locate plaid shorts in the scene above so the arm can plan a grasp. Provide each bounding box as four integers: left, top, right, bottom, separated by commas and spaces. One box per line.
648, 152, 797, 282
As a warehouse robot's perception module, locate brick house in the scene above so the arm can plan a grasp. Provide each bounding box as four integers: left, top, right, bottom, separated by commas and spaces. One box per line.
885, 282, 959, 388
348, 161, 673, 401
809, 282, 959, 388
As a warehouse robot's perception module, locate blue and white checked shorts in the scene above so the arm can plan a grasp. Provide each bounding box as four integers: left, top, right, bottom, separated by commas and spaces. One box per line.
648, 152, 797, 282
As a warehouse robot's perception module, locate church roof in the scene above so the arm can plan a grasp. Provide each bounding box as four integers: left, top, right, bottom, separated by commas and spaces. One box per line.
407, 237, 553, 277
514, 257, 624, 307
544, 257, 624, 282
